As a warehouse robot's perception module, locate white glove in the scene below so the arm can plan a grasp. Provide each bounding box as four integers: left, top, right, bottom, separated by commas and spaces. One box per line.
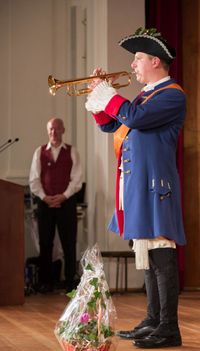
85, 81, 117, 113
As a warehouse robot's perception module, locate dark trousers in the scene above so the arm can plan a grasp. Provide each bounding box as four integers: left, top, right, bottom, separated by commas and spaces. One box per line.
144, 248, 180, 336
37, 196, 77, 287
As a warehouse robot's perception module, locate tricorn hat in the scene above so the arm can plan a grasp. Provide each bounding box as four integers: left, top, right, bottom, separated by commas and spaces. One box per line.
119, 27, 176, 64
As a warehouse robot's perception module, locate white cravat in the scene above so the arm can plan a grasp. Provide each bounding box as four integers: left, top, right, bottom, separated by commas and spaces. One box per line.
142, 76, 171, 92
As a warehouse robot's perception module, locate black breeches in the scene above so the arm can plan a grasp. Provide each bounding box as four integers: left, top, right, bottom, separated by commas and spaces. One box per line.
37, 196, 77, 285
144, 248, 179, 328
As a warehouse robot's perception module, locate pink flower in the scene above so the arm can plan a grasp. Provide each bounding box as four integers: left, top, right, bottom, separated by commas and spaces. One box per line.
80, 312, 90, 324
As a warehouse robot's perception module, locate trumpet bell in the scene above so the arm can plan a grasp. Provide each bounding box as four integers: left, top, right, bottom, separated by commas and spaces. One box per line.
48, 75, 58, 96
48, 75, 92, 96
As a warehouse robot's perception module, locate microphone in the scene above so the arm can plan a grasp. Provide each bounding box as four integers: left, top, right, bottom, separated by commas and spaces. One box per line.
0, 139, 12, 150
0, 138, 19, 153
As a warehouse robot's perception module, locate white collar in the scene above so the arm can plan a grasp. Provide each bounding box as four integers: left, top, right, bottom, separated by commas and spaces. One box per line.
142, 76, 171, 92
46, 141, 66, 150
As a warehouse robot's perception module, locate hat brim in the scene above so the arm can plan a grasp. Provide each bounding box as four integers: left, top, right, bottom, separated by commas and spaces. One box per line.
119, 36, 176, 63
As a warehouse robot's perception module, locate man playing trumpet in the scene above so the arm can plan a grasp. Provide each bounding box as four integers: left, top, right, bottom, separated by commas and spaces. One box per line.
85, 27, 186, 349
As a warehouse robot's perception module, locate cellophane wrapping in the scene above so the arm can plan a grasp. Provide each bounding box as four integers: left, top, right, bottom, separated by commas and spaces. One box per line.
54, 244, 118, 351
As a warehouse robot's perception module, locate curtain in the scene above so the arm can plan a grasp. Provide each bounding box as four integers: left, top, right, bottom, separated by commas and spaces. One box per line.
145, 0, 185, 290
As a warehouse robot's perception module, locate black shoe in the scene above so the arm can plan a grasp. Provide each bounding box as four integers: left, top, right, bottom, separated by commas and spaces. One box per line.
134, 334, 182, 348
116, 318, 159, 340
116, 325, 156, 340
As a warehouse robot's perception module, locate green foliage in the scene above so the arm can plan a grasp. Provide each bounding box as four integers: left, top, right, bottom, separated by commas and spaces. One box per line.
134, 27, 162, 38
85, 263, 94, 271
101, 324, 115, 338
66, 289, 76, 299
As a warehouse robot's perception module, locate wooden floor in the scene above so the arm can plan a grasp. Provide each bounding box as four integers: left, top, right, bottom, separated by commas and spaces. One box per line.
0, 290, 200, 350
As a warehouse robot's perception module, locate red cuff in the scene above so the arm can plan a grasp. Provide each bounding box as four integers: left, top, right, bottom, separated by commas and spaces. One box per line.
92, 111, 114, 125
92, 95, 127, 125
105, 94, 127, 116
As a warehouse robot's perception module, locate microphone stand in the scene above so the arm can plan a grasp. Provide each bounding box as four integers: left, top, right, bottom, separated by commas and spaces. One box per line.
0, 139, 12, 151
0, 138, 19, 153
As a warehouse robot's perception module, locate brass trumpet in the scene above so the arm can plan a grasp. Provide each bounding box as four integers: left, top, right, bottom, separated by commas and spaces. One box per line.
48, 71, 132, 96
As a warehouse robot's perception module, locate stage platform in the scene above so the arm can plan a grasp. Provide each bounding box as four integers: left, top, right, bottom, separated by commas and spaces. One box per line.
0, 291, 199, 350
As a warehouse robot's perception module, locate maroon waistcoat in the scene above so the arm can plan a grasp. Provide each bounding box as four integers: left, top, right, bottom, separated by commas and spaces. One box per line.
40, 144, 72, 195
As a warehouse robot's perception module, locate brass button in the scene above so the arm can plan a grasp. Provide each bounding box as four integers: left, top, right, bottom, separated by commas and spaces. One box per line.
123, 159, 131, 163
124, 170, 131, 174
121, 116, 127, 120
125, 136, 129, 140
123, 147, 130, 152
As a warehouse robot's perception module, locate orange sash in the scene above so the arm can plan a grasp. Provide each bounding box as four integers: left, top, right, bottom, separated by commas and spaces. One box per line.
113, 83, 184, 158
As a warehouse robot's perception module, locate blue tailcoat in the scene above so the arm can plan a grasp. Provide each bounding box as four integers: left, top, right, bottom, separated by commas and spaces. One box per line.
93, 79, 186, 246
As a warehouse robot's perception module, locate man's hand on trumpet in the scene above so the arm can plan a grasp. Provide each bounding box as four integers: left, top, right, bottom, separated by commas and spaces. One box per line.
85, 68, 118, 113
88, 67, 107, 90
88, 67, 119, 90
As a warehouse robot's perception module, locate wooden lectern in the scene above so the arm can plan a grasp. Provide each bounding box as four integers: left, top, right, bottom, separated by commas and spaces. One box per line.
0, 179, 24, 305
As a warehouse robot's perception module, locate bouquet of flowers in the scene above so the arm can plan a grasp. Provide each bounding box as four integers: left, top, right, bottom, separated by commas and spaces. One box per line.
54, 244, 117, 351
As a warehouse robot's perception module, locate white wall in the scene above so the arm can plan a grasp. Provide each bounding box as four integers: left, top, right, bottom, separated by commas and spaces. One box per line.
0, 0, 70, 183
